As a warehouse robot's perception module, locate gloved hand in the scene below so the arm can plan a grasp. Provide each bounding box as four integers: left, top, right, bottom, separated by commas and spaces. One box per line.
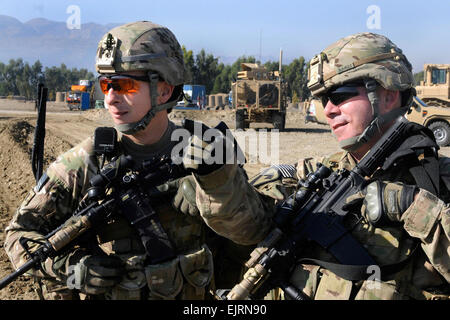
173, 175, 199, 216
344, 180, 418, 227
182, 132, 228, 176
68, 253, 125, 295
160, 175, 199, 216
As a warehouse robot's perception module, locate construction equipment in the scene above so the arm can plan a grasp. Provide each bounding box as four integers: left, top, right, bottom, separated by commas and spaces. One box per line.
415, 64, 450, 108
231, 50, 287, 130
66, 80, 98, 111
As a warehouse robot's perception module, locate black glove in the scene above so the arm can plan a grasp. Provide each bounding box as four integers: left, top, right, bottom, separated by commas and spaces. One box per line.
344, 180, 418, 227
68, 253, 125, 295
182, 130, 230, 176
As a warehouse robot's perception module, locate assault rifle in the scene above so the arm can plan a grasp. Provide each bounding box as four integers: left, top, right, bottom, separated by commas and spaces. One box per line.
0, 118, 241, 290
225, 116, 410, 300
0, 152, 186, 290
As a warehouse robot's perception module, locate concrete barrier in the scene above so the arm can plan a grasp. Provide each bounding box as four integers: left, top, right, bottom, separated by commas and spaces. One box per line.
216, 95, 223, 107
55, 92, 64, 102
208, 95, 216, 108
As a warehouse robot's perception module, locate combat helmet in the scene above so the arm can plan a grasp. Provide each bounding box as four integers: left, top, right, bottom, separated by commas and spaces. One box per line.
307, 32, 415, 151
96, 21, 187, 134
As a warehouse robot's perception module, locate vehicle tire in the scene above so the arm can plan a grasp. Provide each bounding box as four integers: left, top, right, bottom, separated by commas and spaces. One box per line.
429, 121, 450, 146
273, 112, 285, 131
236, 110, 245, 130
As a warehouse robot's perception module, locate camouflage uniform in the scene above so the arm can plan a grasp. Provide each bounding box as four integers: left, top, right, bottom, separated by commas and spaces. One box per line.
291, 32, 449, 299
4, 21, 267, 300
195, 33, 449, 300
288, 149, 450, 300
202, 143, 449, 300
4, 121, 265, 299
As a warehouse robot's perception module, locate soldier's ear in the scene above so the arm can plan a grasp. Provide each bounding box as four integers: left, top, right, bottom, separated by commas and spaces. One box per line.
381, 89, 401, 112
157, 82, 175, 104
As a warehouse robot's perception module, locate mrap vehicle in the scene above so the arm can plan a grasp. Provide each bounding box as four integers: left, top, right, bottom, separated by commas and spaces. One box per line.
231, 58, 287, 130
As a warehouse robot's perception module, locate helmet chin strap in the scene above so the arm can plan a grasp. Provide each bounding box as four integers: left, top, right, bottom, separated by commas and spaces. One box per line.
339, 79, 408, 152
115, 72, 177, 135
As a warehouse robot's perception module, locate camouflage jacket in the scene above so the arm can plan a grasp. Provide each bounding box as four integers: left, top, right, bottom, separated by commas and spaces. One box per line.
197, 129, 449, 300
290, 150, 449, 300
4, 121, 260, 300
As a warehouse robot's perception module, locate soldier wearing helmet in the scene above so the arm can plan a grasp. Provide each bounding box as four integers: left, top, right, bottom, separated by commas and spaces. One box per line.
4, 21, 270, 300
286, 32, 450, 299
307, 32, 416, 156
189, 32, 450, 300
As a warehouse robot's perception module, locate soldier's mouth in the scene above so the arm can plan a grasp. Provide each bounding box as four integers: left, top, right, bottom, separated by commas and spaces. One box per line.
332, 122, 347, 131
111, 111, 128, 119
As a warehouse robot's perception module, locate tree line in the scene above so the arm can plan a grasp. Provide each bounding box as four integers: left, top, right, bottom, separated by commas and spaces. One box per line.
0, 53, 425, 104
183, 46, 310, 102
0, 53, 311, 103
0, 58, 94, 101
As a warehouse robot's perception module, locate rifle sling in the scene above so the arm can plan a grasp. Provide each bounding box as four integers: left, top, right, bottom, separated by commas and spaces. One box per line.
408, 150, 440, 196
301, 213, 377, 266
382, 122, 440, 196
118, 188, 177, 264
296, 243, 418, 281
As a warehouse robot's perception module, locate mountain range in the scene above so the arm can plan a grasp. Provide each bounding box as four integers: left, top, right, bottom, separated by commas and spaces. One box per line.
0, 14, 285, 73
0, 15, 120, 72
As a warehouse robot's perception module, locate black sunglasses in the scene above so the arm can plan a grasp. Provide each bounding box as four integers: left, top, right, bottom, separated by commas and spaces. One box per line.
321, 83, 362, 106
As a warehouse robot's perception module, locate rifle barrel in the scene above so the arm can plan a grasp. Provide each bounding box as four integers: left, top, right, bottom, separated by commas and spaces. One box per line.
0, 259, 37, 290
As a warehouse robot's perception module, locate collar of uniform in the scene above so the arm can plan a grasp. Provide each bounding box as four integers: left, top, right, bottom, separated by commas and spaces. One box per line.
119, 121, 177, 162
341, 152, 358, 170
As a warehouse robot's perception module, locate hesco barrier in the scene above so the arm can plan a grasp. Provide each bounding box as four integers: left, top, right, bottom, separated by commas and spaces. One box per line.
207, 93, 230, 109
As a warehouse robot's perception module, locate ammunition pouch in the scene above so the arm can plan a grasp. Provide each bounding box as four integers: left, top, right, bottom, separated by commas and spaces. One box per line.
145, 245, 214, 299
145, 256, 183, 299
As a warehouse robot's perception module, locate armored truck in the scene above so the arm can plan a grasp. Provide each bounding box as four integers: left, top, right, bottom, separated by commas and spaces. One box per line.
231, 62, 287, 130
415, 64, 450, 108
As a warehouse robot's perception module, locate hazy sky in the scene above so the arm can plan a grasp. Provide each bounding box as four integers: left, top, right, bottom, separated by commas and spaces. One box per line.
0, 0, 448, 72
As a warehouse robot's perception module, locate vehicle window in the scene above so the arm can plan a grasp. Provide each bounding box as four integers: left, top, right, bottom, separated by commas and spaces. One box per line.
431, 69, 446, 84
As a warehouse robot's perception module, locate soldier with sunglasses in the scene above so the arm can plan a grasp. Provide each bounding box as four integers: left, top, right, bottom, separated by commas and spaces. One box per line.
4, 21, 271, 300
188, 32, 450, 300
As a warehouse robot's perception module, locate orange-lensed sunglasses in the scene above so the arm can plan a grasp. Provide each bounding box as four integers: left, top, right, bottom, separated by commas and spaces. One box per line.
98, 74, 150, 94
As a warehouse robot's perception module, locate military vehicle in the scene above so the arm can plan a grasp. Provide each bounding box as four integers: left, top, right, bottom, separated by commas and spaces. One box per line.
304, 98, 327, 125
406, 96, 450, 146
231, 55, 287, 130
415, 64, 450, 108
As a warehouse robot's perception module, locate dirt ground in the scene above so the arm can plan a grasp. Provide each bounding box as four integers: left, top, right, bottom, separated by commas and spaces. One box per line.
0, 99, 448, 300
